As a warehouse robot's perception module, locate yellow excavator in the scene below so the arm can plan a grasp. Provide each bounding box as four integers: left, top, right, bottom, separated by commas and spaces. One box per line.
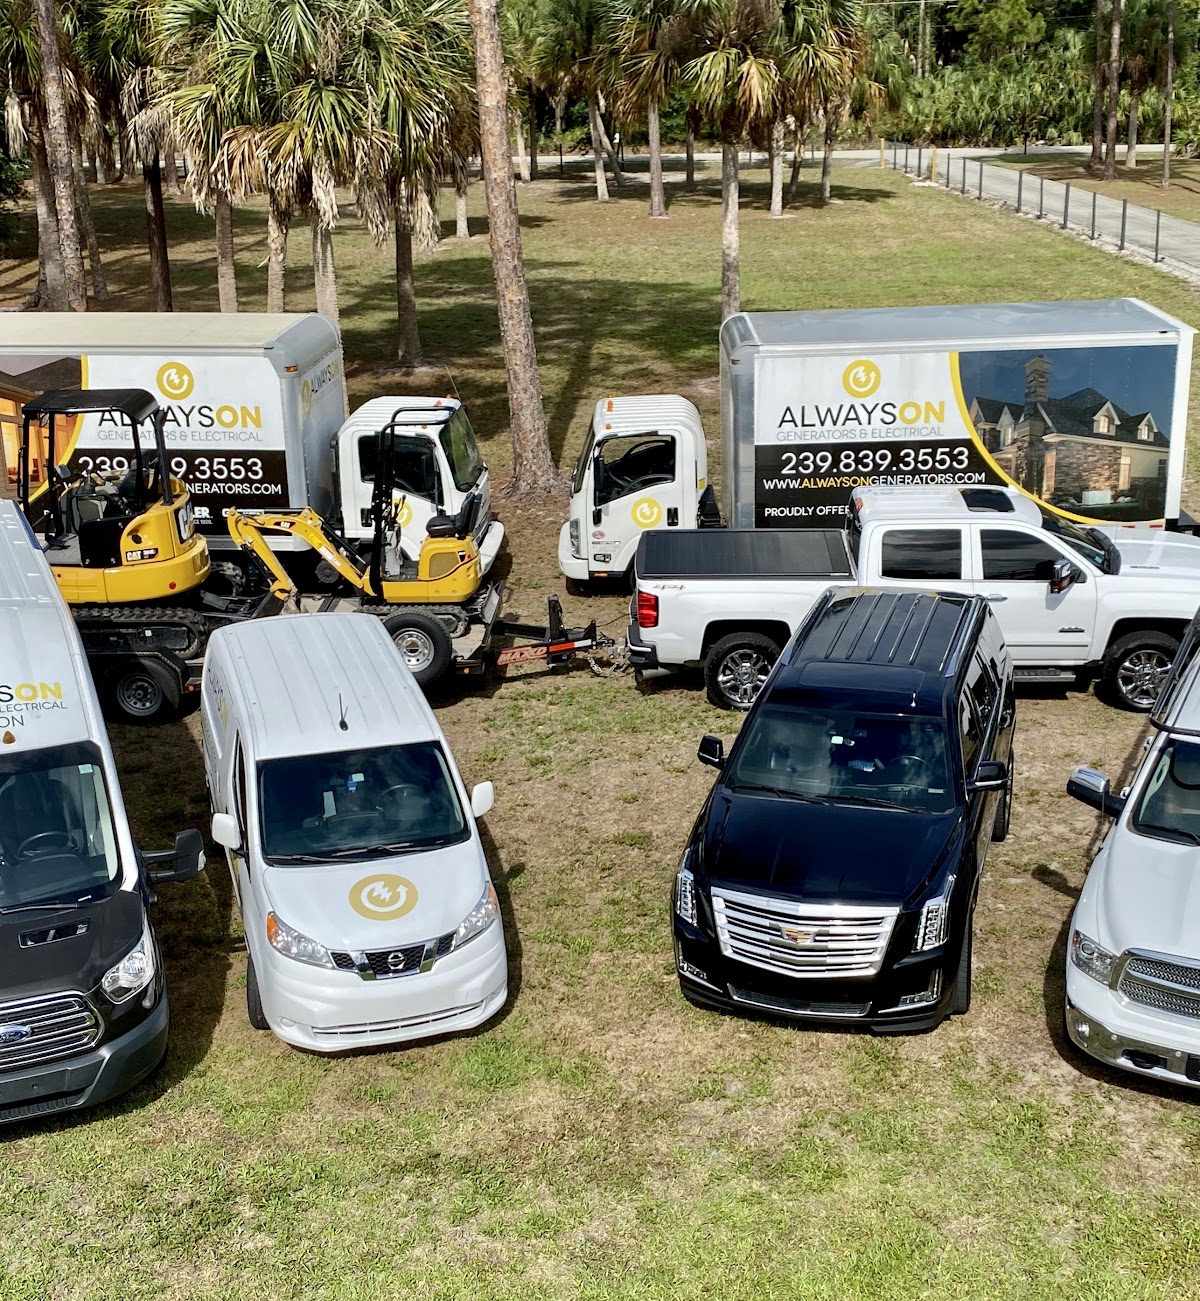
18, 388, 210, 604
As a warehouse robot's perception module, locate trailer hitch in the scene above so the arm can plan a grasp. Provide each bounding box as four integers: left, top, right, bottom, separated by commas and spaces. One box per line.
491, 596, 623, 671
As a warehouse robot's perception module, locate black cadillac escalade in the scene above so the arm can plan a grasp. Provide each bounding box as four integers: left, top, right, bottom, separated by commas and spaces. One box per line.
672, 586, 1015, 1033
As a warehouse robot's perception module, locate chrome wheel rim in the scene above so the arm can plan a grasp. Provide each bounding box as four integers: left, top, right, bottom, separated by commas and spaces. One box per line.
393, 628, 435, 673
117, 674, 162, 717
1116, 649, 1172, 709
716, 649, 771, 708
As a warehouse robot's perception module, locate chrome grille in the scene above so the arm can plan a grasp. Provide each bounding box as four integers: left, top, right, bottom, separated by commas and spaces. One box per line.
329, 931, 457, 980
0, 993, 100, 1072
711, 888, 899, 979
1117, 950, 1200, 1021
728, 987, 870, 1018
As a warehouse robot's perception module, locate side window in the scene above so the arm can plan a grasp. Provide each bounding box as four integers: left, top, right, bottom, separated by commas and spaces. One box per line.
958, 691, 982, 774
981, 529, 1062, 582
596, 433, 676, 505
358, 434, 440, 500
879, 528, 962, 581
967, 654, 997, 730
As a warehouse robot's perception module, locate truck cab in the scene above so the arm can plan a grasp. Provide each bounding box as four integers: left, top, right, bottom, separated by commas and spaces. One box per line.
334, 397, 504, 576
559, 395, 710, 583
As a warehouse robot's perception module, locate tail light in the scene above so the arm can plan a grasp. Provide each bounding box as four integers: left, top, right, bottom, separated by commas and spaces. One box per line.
637, 591, 658, 628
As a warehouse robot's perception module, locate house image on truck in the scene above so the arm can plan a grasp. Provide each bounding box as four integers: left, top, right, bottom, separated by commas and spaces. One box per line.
969, 354, 1169, 519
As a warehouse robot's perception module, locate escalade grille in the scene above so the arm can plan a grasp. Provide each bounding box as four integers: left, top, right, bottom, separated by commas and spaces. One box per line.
711, 888, 899, 979
1118, 952, 1200, 1021
0, 993, 100, 1072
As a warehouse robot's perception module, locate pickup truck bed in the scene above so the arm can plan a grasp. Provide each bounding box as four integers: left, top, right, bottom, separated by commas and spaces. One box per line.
638, 528, 852, 581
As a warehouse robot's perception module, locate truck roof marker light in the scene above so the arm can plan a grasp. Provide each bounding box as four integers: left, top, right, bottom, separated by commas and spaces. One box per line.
285, 365, 298, 373
606, 398, 614, 412
605, 423, 612, 431
2, 731, 13, 745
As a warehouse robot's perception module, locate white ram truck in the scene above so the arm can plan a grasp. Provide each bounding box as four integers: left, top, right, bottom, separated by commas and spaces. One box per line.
627, 484, 1200, 711
1064, 618, 1200, 1089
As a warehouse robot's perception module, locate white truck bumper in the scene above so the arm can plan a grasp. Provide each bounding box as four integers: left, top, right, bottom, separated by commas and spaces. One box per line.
557, 523, 590, 581
1065, 964, 1200, 1088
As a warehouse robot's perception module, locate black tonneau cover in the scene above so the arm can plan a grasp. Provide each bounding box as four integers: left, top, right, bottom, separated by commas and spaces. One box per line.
637, 529, 853, 580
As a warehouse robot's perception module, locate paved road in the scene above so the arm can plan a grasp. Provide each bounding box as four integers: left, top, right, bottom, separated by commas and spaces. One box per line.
888, 148, 1200, 278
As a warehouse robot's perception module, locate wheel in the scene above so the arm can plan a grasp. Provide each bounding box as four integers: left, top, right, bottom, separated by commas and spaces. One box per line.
104, 658, 181, 724
1101, 631, 1179, 711
704, 632, 781, 710
246, 956, 269, 1031
991, 753, 1014, 843
950, 925, 972, 1016
383, 610, 454, 687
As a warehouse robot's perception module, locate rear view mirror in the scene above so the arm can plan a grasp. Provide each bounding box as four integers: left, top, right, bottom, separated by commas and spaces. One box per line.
471, 781, 495, 818
144, 828, 206, 884
1066, 765, 1126, 817
210, 811, 242, 851
970, 760, 1007, 791
698, 735, 725, 770
1049, 558, 1078, 595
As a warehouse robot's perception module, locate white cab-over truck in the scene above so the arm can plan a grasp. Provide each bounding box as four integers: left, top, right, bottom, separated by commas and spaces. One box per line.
627, 484, 1200, 711
0, 315, 502, 575
1064, 616, 1200, 1090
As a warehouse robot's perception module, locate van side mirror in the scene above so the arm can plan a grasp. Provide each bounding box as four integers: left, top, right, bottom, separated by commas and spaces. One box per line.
969, 759, 1007, 791
471, 781, 495, 818
1049, 557, 1078, 595
1067, 765, 1126, 817
144, 827, 206, 884
210, 811, 242, 851
698, 735, 725, 770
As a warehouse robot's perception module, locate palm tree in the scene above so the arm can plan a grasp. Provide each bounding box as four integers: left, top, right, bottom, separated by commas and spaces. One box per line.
684, 0, 781, 320
502, 0, 541, 183
1163, 0, 1174, 187
1120, 0, 1169, 167
1104, 0, 1123, 179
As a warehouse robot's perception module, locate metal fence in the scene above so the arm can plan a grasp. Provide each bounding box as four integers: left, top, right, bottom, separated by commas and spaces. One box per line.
887, 144, 1200, 279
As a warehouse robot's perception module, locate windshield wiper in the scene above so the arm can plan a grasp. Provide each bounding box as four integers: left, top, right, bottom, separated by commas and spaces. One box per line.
1138, 823, 1200, 845
0, 897, 89, 914
267, 852, 351, 864
832, 794, 921, 813
732, 782, 830, 804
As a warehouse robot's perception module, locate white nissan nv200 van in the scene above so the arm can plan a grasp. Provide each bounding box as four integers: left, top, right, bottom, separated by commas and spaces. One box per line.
200, 612, 507, 1050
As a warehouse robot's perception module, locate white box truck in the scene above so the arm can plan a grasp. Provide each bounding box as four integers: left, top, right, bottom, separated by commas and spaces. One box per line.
0, 315, 503, 571
560, 300, 1195, 582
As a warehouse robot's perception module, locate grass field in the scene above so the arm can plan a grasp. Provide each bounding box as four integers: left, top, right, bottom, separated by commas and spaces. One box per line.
987, 151, 1200, 224
4, 164, 1200, 1300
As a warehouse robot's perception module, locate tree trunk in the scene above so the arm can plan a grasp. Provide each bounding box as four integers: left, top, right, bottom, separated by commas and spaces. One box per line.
1125, 88, 1141, 168
94, 140, 109, 185
33, 0, 86, 310
394, 209, 422, 367
514, 105, 530, 182
1090, 0, 1106, 171
31, 133, 67, 310
215, 191, 238, 312
162, 144, 182, 196
310, 213, 339, 328
69, 122, 109, 301
918, 0, 926, 77
594, 107, 625, 186
554, 90, 566, 137
769, 118, 784, 217
1104, 0, 1123, 180
143, 152, 173, 312
455, 165, 470, 237
648, 96, 667, 218
467, 0, 559, 497
1163, 0, 1175, 188
685, 124, 696, 191
528, 91, 539, 180
720, 140, 740, 322
587, 92, 610, 202
266, 198, 289, 311
821, 110, 836, 204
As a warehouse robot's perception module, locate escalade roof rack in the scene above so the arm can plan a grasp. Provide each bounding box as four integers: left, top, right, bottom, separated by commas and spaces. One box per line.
1149, 611, 1200, 735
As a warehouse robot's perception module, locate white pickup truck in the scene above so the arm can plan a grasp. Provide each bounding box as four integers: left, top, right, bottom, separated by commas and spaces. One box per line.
627, 484, 1200, 711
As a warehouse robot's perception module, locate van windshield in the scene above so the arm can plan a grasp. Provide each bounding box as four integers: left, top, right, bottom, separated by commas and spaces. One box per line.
728, 703, 954, 814
0, 742, 121, 910
259, 742, 469, 863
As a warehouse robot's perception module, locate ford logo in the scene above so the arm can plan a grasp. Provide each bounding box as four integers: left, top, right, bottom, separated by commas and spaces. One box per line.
0, 1023, 33, 1045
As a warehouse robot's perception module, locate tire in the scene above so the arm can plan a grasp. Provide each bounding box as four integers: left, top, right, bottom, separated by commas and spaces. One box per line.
104, 657, 181, 725
704, 632, 781, 710
246, 956, 269, 1031
1101, 631, 1179, 711
950, 925, 972, 1016
991, 753, 1014, 843
383, 610, 454, 687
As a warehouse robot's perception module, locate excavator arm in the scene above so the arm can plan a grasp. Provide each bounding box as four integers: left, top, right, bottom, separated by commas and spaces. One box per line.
225, 507, 374, 604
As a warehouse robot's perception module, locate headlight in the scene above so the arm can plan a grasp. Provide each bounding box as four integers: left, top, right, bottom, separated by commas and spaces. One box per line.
569, 518, 581, 559
674, 850, 698, 926
102, 924, 156, 1002
452, 882, 500, 950
266, 911, 334, 968
913, 875, 956, 951
1070, 929, 1116, 984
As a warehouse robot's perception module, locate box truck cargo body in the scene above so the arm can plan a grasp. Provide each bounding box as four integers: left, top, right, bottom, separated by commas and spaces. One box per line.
0, 314, 345, 551
721, 300, 1194, 530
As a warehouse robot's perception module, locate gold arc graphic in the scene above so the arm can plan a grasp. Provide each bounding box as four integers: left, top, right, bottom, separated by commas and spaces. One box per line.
348, 873, 419, 921
631, 497, 663, 528
156, 361, 194, 400
842, 359, 881, 399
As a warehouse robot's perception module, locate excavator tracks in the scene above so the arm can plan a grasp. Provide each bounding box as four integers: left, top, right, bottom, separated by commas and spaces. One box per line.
72, 604, 210, 660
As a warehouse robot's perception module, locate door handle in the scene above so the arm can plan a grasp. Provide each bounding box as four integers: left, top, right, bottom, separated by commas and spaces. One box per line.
667, 507, 679, 527
984, 594, 1007, 602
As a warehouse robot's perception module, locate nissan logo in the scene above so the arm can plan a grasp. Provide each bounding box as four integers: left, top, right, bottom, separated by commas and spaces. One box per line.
386, 951, 406, 971
0, 1023, 33, 1045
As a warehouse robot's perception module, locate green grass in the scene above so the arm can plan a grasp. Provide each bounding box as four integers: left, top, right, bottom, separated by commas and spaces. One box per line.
3, 164, 1200, 1299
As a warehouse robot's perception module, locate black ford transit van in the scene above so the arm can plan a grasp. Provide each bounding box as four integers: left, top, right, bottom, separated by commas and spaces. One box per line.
0, 502, 203, 1125
672, 587, 1015, 1032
